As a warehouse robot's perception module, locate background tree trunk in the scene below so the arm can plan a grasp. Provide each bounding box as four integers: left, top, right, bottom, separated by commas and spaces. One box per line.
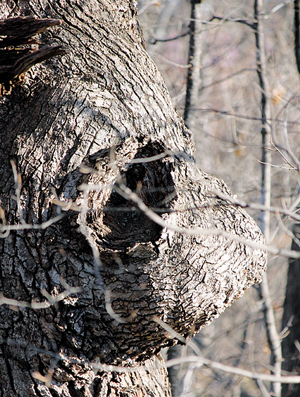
281, 223, 300, 397
281, 4, 300, 397
0, 1, 266, 396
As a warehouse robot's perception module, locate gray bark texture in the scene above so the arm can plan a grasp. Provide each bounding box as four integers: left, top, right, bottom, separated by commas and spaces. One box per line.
0, 1, 266, 396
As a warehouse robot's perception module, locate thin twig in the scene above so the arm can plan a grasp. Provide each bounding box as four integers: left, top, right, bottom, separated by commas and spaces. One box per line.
204, 15, 255, 29
112, 182, 300, 259
178, 105, 300, 127
149, 30, 190, 44
90, 354, 300, 384
0, 284, 82, 309
199, 68, 256, 92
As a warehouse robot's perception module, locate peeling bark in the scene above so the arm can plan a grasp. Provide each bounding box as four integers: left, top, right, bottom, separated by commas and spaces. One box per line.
0, 1, 266, 396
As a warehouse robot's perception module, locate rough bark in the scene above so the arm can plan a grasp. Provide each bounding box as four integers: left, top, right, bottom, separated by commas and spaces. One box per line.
168, 2, 203, 395
0, 1, 266, 396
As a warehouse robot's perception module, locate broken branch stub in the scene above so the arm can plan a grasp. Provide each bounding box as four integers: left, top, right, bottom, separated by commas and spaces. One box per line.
0, 16, 67, 96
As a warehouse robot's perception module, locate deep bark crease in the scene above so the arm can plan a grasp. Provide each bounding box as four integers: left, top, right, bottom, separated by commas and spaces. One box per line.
0, 1, 266, 396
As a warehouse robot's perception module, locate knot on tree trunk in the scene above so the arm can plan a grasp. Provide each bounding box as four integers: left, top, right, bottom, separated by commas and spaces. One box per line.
52, 136, 267, 365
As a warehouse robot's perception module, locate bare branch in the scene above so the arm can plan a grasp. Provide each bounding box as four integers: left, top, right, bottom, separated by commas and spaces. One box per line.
90, 355, 300, 385
149, 30, 190, 44
107, 181, 299, 259
204, 15, 255, 29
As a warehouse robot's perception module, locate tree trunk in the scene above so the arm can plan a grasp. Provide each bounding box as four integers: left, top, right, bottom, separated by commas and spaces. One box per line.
0, 1, 266, 396
281, 224, 300, 397
281, 5, 300, 396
